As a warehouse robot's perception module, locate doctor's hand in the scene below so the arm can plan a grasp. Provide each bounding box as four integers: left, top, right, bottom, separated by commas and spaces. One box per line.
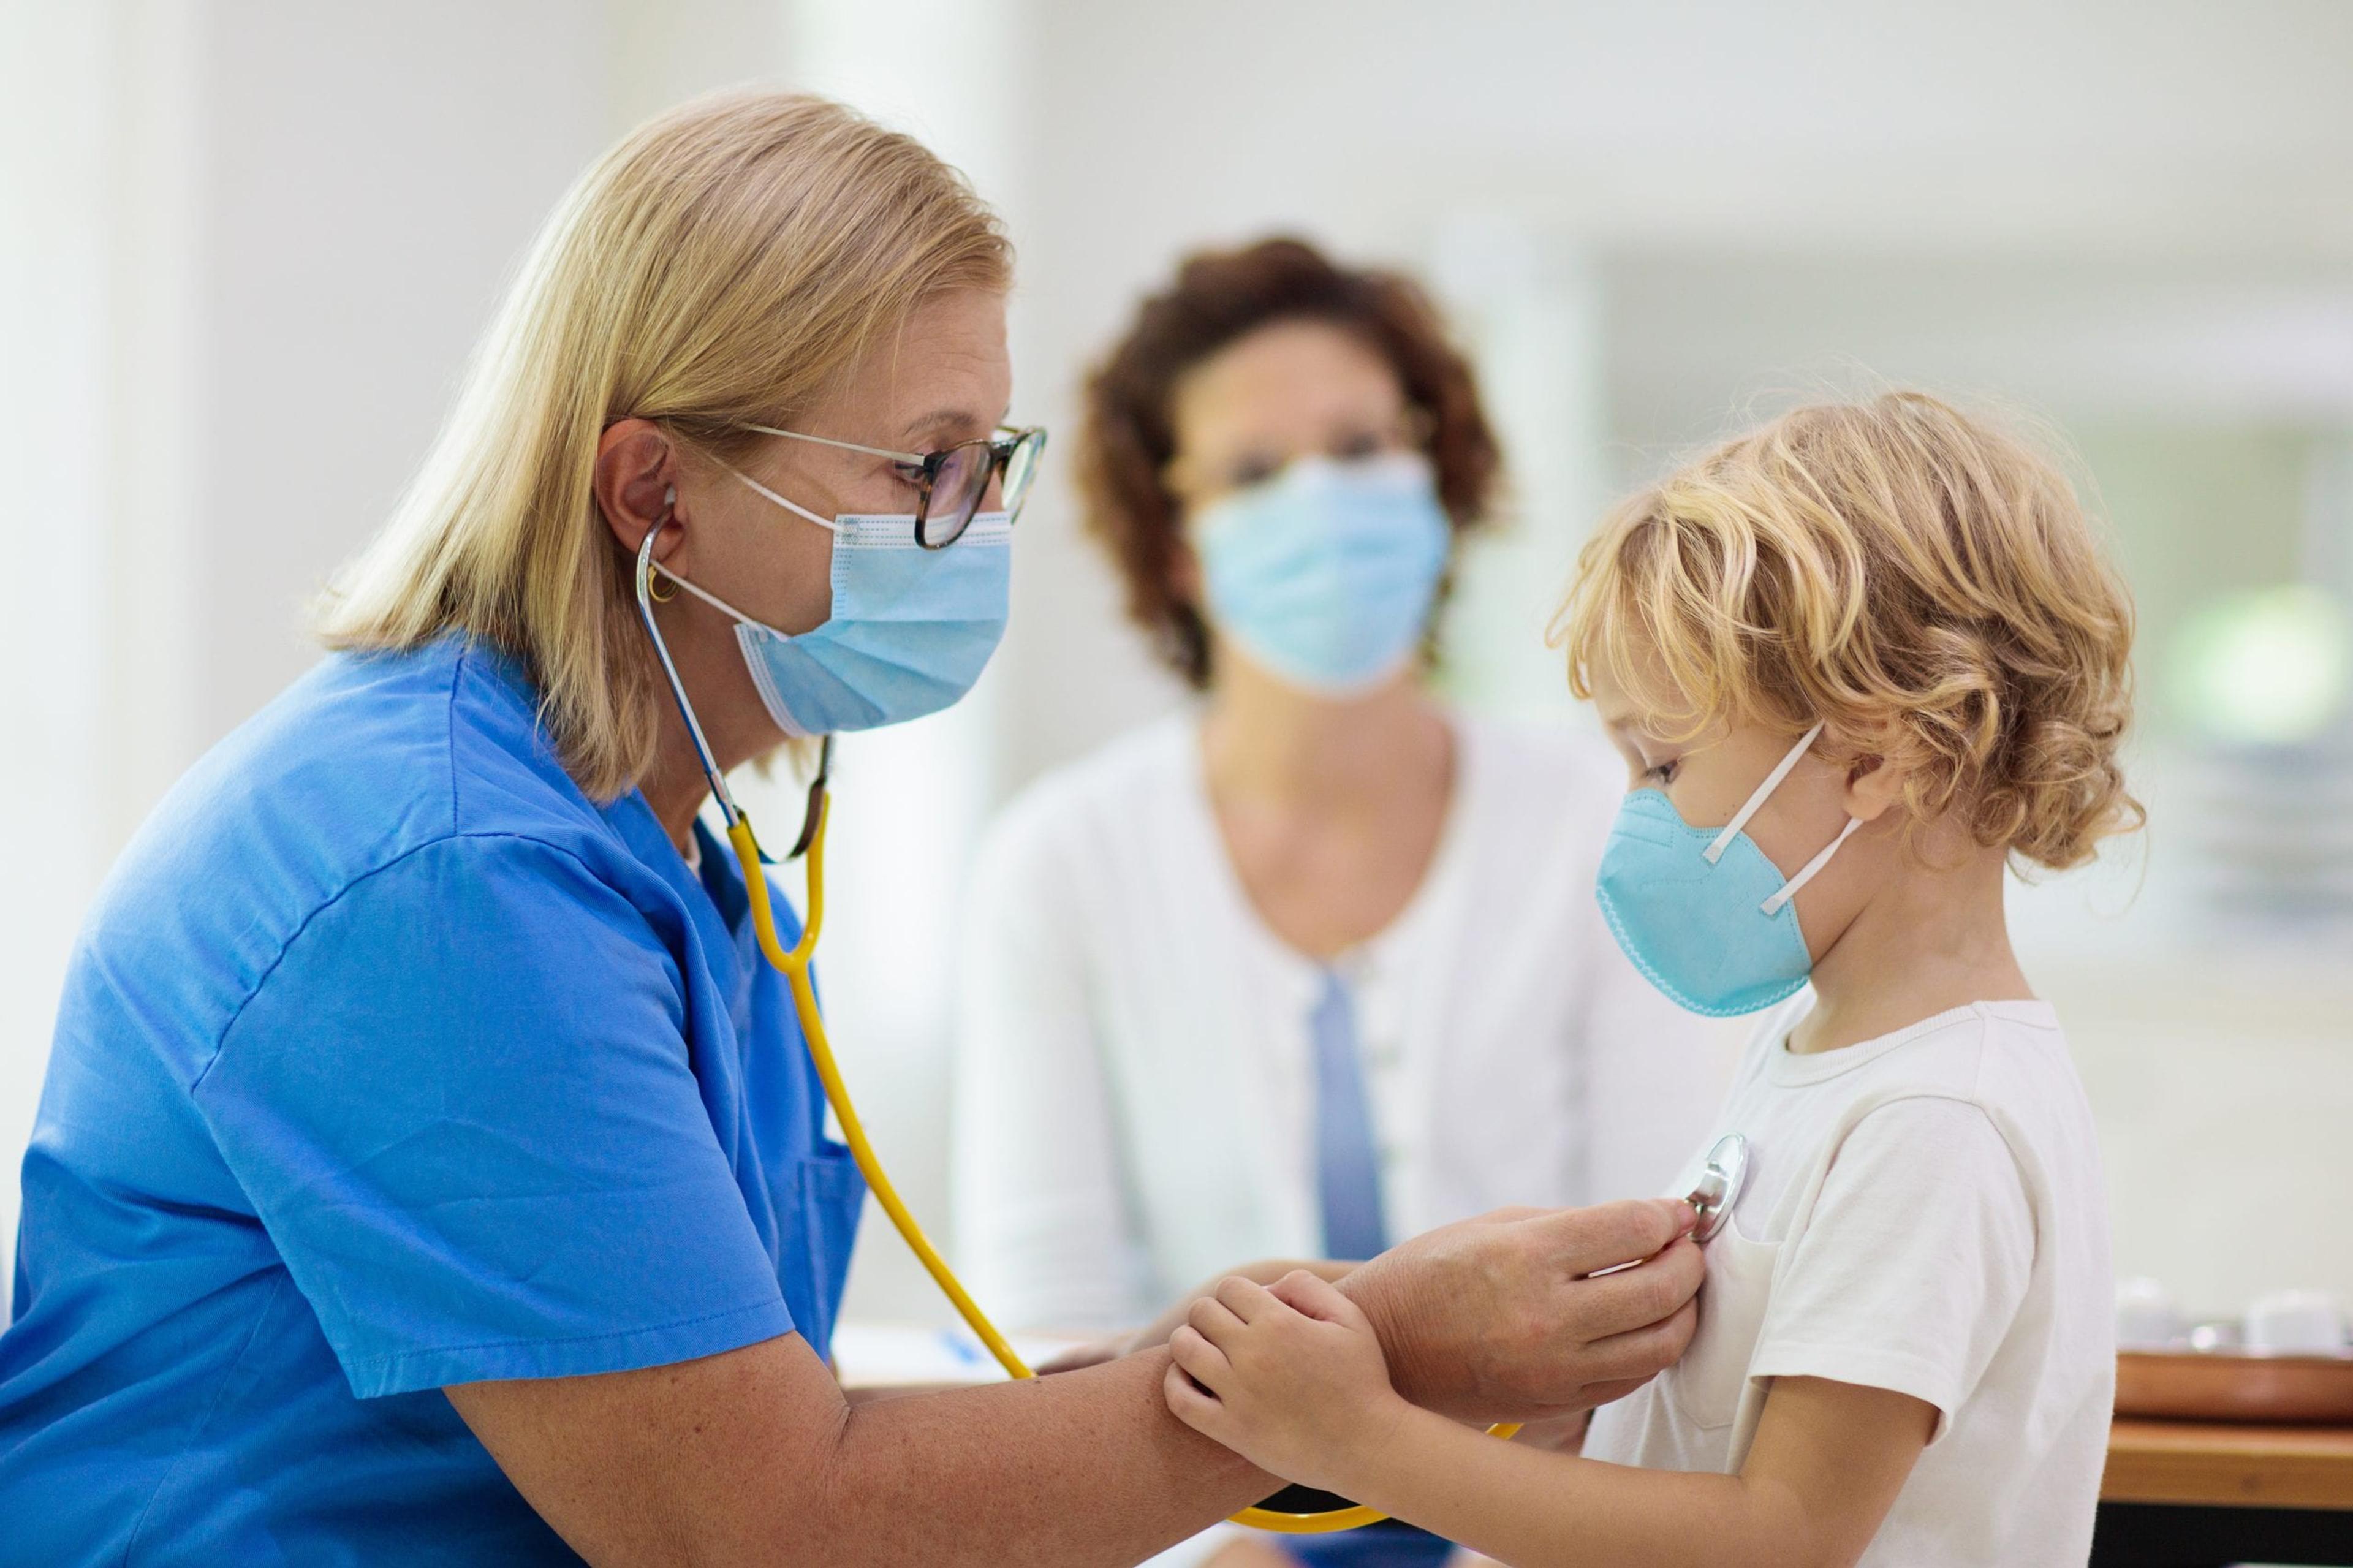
1334, 1197, 1703, 1425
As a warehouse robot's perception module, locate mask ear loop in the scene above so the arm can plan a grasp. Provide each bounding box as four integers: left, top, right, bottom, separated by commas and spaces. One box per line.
721, 460, 841, 531
647, 557, 770, 628
1760, 816, 1863, 916
1704, 722, 1826, 865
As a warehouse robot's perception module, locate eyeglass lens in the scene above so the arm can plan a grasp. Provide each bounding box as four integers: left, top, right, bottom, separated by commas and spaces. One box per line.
1001, 430, 1044, 518
917, 431, 1048, 548
918, 442, 993, 548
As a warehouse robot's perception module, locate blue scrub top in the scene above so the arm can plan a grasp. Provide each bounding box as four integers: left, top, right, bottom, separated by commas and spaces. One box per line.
0, 636, 865, 1564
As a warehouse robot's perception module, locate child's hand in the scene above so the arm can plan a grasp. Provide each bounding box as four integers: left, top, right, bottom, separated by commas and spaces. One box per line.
1042, 1258, 1355, 1375
1161, 1269, 1411, 1494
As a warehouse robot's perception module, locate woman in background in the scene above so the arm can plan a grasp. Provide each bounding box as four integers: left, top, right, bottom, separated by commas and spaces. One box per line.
953, 238, 1729, 1568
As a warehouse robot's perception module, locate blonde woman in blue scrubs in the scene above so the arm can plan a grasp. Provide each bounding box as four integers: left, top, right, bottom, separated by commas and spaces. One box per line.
955, 240, 1729, 1568
0, 96, 1708, 1565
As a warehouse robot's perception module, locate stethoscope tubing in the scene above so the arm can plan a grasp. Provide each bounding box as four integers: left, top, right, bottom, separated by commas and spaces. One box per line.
632, 532, 1518, 1531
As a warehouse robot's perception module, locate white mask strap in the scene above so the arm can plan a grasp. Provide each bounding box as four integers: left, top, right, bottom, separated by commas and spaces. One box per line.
719, 461, 839, 532
1703, 723, 1825, 865
649, 558, 767, 631
1760, 816, 1862, 917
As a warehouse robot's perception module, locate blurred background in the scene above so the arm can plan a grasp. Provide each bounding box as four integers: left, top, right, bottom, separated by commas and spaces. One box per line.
5, 0, 2350, 1328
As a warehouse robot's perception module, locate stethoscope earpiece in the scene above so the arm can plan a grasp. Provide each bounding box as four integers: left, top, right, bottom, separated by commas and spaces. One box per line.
646, 487, 681, 602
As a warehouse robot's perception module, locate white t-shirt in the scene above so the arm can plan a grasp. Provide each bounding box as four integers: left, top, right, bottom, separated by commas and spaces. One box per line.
1583, 996, 2115, 1568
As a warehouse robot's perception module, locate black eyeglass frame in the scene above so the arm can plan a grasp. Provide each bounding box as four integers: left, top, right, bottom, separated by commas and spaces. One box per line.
740, 422, 1048, 549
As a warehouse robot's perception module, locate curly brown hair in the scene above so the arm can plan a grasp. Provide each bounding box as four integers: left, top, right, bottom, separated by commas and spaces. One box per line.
1559, 392, 2142, 872
1075, 236, 1501, 689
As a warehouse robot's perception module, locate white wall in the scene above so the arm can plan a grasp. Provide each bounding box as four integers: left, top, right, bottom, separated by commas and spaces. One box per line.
192, 3, 611, 740
1, 0, 119, 1299
0, 0, 781, 1303
999, 0, 2353, 781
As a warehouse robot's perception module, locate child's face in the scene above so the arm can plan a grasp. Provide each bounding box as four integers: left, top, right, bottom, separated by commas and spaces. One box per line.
1586, 645, 1894, 963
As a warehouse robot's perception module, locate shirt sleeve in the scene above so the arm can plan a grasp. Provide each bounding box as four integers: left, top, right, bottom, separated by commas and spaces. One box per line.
949, 792, 1152, 1331
192, 833, 795, 1398
1746, 1096, 2036, 1439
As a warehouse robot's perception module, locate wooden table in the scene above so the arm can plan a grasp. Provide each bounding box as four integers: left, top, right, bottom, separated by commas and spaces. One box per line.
2094, 1418, 2353, 1566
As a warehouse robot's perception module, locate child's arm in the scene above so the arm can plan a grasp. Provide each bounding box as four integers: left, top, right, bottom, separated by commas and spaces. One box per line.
1165, 1271, 1934, 1568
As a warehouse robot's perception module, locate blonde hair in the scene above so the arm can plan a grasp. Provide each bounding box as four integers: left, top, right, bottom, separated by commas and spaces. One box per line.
317, 90, 1010, 800
1558, 392, 2141, 871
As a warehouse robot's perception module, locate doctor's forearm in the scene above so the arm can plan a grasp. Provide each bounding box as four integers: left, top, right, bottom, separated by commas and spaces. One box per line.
815, 1348, 1276, 1565
452, 1333, 1275, 1567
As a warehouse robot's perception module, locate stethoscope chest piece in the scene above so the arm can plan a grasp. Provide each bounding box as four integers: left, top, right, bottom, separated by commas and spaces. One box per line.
1684, 1133, 1751, 1243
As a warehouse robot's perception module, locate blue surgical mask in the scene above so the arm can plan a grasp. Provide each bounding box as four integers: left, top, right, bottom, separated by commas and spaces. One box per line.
1193, 451, 1450, 695
1594, 724, 1863, 1017
653, 464, 1011, 736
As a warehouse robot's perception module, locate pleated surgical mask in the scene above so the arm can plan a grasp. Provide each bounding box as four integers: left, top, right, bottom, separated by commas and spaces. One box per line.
653, 463, 1012, 737
1192, 451, 1450, 696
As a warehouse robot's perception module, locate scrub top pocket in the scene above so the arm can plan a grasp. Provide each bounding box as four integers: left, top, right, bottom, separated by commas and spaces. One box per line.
792, 1142, 867, 1357
1667, 1220, 1781, 1432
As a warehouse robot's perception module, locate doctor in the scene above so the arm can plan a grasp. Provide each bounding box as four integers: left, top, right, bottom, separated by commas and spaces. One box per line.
0, 92, 1702, 1566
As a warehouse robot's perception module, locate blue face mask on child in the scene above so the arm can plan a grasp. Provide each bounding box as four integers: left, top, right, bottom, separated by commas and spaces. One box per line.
1595, 723, 1863, 1017
653, 464, 1012, 736
1192, 452, 1451, 695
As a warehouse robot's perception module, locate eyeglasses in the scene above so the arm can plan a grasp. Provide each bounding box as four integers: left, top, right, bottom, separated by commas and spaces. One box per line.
742, 423, 1048, 549
1164, 408, 1433, 507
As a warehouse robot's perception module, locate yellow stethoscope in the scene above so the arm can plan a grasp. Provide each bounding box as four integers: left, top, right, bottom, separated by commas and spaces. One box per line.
634, 527, 1509, 1534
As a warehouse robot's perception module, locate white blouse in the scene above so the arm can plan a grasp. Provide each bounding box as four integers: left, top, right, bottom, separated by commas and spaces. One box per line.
950, 710, 1735, 1332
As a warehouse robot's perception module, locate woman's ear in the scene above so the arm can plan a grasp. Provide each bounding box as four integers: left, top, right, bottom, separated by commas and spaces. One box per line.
593, 419, 683, 558
1167, 534, 1202, 607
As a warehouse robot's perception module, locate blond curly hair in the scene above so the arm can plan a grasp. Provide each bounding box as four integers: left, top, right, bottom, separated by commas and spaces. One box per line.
1558, 392, 2142, 872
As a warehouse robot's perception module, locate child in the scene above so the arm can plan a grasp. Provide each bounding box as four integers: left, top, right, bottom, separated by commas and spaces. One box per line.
1160, 392, 2134, 1567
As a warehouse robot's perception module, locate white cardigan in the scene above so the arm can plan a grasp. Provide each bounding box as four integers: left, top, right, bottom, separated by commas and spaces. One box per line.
950, 711, 1735, 1333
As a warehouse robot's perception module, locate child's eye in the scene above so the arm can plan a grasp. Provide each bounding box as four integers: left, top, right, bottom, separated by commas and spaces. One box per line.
1645, 759, 1680, 786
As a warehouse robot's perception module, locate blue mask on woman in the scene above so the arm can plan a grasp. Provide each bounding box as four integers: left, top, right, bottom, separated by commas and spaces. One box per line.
654, 466, 1012, 736
1193, 452, 1451, 695
1594, 724, 1862, 1017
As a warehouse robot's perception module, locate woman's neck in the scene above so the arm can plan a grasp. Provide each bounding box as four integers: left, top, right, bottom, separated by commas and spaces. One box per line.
1792, 836, 2034, 1055
1195, 649, 1456, 960
1198, 652, 1446, 815
635, 599, 781, 855
639, 722, 718, 854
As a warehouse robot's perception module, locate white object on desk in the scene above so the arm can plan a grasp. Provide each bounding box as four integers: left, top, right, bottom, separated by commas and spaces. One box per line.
2116, 1276, 2185, 1350
2245, 1290, 2348, 1355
